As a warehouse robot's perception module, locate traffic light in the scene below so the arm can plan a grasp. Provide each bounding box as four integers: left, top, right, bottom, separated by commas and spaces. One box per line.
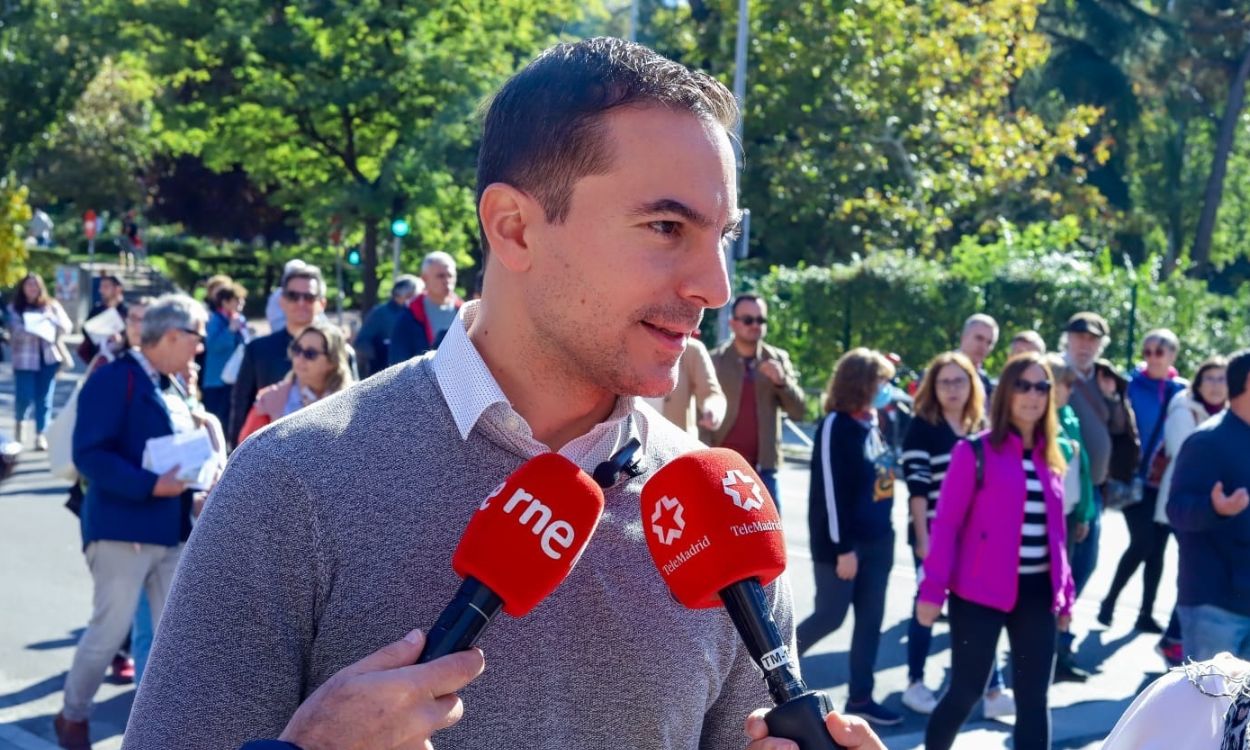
390, 218, 410, 238
346, 247, 362, 266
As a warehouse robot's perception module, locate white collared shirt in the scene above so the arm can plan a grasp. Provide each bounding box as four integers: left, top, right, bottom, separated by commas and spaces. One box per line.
131, 349, 196, 434
430, 301, 650, 473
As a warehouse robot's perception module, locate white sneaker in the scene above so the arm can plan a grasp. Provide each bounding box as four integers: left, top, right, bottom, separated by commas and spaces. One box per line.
902, 681, 938, 714
982, 688, 1016, 720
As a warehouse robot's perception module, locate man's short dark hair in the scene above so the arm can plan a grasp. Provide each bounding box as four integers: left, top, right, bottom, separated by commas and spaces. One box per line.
476, 37, 739, 253
730, 294, 763, 316
101, 274, 123, 288
1228, 348, 1250, 400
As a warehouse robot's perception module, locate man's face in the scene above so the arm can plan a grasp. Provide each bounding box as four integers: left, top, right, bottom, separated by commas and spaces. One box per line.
729, 298, 767, 346
1067, 331, 1102, 370
960, 323, 996, 367
125, 305, 147, 347
423, 262, 456, 301
159, 318, 206, 374
280, 277, 324, 329
522, 107, 735, 398
99, 279, 121, 304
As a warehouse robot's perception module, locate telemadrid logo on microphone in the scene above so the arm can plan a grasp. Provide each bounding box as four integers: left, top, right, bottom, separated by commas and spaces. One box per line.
721, 469, 764, 512
651, 495, 685, 546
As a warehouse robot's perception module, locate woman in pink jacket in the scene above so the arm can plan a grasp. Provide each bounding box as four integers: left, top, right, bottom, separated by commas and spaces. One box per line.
917, 351, 1076, 750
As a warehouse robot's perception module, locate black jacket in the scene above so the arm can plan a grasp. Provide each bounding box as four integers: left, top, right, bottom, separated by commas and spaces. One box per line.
228, 329, 293, 445
355, 300, 406, 378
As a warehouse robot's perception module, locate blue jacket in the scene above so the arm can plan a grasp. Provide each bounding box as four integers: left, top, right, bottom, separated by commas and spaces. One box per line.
73, 353, 193, 549
1127, 369, 1185, 470
807, 411, 896, 562
1166, 409, 1250, 616
203, 310, 243, 388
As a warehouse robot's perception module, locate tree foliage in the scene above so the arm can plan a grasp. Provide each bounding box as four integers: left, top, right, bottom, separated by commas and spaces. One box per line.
125, 0, 592, 307
640, 0, 1109, 265
0, 176, 33, 286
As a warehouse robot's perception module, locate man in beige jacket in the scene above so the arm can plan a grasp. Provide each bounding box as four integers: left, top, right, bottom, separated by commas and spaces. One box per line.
644, 337, 726, 436
704, 293, 806, 509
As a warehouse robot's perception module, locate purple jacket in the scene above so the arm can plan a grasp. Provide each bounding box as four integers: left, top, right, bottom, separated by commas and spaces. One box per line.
919, 430, 1075, 617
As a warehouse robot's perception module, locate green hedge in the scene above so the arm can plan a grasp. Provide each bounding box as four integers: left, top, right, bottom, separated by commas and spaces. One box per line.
738, 239, 1249, 397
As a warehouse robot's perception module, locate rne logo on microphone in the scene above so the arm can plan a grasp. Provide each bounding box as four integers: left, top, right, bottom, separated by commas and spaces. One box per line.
650, 495, 685, 546
480, 486, 576, 560
721, 469, 764, 512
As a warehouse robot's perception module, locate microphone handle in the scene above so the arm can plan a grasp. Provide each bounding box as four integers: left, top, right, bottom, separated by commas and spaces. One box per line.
719, 580, 845, 750
416, 577, 503, 664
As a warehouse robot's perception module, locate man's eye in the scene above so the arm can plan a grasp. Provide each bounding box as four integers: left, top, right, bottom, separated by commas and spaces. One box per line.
649, 221, 680, 236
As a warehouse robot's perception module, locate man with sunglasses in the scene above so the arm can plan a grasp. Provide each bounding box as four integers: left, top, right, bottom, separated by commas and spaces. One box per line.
228, 267, 326, 446
705, 293, 806, 508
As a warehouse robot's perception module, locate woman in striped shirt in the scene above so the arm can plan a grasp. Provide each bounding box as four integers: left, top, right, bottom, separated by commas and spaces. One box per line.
918, 352, 1075, 750
901, 352, 1017, 717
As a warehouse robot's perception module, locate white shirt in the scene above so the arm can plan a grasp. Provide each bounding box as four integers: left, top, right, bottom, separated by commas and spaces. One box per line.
1102, 655, 1250, 749
131, 349, 196, 434
430, 301, 651, 474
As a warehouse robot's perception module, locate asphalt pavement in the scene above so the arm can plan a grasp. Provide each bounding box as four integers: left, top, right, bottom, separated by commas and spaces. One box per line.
0, 360, 1172, 749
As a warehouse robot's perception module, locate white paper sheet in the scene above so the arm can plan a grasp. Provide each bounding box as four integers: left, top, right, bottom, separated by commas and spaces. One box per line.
143, 428, 216, 487
82, 307, 126, 345
22, 312, 57, 343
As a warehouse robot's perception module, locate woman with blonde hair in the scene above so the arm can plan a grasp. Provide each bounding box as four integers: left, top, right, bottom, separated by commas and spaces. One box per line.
800, 347, 902, 726
919, 352, 1075, 750
899, 352, 1014, 717
238, 321, 354, 443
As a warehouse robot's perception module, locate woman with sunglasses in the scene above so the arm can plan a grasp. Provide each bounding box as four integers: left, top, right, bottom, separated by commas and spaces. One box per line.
919, 352, 1075, 750
1099, 329, 1187, 634
237, 321, 354, 443
899, 352, 1015, 718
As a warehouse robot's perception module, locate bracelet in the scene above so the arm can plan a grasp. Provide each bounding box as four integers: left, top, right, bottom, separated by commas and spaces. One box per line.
239, 741, 303, 750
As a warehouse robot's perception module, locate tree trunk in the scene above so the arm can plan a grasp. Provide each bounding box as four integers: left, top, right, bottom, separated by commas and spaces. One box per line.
1190, 44, 1250, 276
362, 219, 380, 311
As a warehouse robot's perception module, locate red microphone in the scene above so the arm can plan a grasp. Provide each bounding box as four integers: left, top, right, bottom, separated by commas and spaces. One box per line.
642, 449, 843, 750
417, 453, 604, 663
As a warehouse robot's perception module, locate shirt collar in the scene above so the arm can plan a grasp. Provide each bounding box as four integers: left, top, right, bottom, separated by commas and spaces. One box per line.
430, 300, 650, 473
130, 349, 162, 387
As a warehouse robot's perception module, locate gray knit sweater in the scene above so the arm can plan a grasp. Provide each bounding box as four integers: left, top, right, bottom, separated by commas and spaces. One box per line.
122, 357, 795, 749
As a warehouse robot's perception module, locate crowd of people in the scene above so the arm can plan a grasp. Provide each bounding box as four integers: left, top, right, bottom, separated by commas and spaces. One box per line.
2, 35, 1248, 750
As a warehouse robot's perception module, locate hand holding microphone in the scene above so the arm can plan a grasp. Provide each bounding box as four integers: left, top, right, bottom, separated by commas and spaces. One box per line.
277, 454, 605, 750
641, 449, 862, 750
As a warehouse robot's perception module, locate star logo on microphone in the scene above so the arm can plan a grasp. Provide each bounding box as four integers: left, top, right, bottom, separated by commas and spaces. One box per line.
650, 495, 685, 546
722, 469, 764, 512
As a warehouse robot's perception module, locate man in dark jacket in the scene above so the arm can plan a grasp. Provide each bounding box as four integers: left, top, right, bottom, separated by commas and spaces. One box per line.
355, 274, 421, 378
55, 294, 207, 749
228, 266, 325, 444
387, 252, 463, 365
1167, 348, 1250, 661
78, 274, 128, 363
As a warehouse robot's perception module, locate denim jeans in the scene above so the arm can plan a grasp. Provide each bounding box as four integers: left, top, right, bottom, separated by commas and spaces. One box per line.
13, 362, 59, 432
1069, 488, 1102, 597
758, 468, 779, 514
796, 533, 894, 702
1178, 604, 1250, 661
131, 591, 153, 683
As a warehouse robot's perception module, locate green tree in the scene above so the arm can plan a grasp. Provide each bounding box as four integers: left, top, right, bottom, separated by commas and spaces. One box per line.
0, 176, 33, 286
128, 0, 592, 308
640, 0, 1108, 265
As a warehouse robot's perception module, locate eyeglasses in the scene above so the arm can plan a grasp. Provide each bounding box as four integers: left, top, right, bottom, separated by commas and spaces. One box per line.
735, 315, 768, 326
289, 345, 327, 362
179, 327, 205, 342
1203, 374, 1227, 385
1012, 378, 1052, 395
283, 290, 319, 304
1142, 347, 1171, 358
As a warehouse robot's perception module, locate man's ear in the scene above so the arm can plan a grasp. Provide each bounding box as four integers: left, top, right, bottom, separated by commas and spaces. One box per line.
479, 183, 540, 273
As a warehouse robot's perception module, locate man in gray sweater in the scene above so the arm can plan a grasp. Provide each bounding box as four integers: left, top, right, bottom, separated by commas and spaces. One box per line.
121, 38, 881, 750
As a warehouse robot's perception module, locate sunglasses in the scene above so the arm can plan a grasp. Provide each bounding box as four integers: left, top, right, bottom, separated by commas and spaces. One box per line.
289, 345, 327, 362
735, 315, 768, 326
1142, 346, 1170, 358
283, 290, 319, 304
1012, 378, 1052, 395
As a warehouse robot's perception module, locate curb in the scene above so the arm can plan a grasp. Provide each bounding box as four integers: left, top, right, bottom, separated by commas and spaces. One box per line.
0, 724, 61, 750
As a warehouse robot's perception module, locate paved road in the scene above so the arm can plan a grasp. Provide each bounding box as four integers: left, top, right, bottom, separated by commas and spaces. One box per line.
0, 361, 1173, 748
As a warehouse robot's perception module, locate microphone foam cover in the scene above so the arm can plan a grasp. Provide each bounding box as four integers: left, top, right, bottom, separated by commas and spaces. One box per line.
641, 448, 787, 609
453, 453, 605, 617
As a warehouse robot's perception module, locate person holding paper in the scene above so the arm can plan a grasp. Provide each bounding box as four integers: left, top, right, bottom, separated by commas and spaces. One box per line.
237, 320, 355, 444
55, 293, 210, 750
77, 274, 128, 364
7, 272, 71, 449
